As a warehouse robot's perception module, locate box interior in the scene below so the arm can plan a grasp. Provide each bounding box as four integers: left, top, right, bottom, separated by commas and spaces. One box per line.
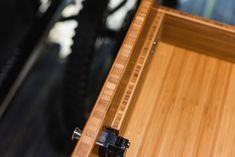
119, 11, 235, 157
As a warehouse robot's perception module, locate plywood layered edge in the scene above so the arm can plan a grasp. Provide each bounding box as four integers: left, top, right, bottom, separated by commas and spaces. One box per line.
71, 0, 155, 156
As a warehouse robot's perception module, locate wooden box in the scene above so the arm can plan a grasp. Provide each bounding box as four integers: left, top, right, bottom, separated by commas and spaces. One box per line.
72, 0, 235, 156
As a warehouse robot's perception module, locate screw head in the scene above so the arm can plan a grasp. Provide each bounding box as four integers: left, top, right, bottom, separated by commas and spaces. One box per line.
126, 141, 130, 148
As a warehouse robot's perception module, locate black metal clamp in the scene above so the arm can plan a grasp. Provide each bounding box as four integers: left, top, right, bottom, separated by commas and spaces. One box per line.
72, 127, 130, 157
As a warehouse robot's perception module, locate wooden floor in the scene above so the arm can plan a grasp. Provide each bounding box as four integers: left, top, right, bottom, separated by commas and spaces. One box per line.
122, 41, 235, 157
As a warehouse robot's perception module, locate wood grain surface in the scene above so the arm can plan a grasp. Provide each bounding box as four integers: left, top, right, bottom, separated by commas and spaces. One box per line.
122, 41, 235, 157
72, 1, 235, 156
159, 7, 235, 63
71, 0, 155, 156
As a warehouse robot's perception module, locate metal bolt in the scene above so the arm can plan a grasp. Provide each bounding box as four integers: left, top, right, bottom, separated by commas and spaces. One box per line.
126, 141, 130, 148
72, 127, 82, 141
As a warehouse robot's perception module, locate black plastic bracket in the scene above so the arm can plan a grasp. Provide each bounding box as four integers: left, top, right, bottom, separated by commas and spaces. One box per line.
98, 128, 130, 157
72, 127, 130, 157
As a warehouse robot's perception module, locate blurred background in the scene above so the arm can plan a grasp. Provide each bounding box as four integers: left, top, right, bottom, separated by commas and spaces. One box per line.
0, 0, 234, 156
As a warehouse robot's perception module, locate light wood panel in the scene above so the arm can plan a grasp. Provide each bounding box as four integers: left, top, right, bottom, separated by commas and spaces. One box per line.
159, 7, 235, 63
110, 5, 235, 136
72, 2, 235, 156
121, 41, 235, 157
111, 8, 164, 130
71, 0, 155, 156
